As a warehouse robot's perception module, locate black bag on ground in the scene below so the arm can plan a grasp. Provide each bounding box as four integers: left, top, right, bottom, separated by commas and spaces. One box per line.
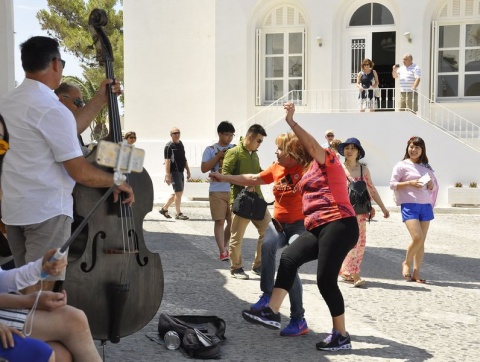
232, 188, 267, 220
157, 313, 226, 359
347, 164, 372, 217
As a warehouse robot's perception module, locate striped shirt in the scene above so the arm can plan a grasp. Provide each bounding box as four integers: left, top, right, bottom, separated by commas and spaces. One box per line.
397, 63, 421, 92
0, 307, 29, 330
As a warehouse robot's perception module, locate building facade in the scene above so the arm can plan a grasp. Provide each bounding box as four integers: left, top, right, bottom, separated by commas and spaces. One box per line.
1, 0, 479, 205
122, 0, 479, 205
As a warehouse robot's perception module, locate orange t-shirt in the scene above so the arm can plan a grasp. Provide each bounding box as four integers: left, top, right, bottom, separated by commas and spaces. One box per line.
260, 163, 304, 224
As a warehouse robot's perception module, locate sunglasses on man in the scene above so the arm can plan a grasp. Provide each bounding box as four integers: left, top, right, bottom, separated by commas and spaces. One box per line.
61, 95, 84, 108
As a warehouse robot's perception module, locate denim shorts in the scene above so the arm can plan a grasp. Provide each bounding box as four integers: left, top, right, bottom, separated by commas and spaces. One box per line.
171, 171, 185, 192
401, 203, 434, 222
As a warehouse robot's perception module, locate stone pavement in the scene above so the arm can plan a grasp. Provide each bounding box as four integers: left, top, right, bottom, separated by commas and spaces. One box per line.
95, 204, 479, 362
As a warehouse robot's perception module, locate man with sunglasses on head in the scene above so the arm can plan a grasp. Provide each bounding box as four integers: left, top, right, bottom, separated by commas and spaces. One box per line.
0, 36, 134, 296
221, 124, 271, 279
160, 127, 191, 220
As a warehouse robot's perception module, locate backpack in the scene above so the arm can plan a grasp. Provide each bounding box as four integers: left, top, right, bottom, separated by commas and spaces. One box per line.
347, 164, 372, 219
157, 313, 226, 359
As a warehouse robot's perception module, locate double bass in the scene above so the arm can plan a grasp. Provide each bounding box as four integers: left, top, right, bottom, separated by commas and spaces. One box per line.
64, 9, 164, 343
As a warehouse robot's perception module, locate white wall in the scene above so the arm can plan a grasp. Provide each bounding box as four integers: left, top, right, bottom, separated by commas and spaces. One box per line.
123, 0, 217, 141
254, 110, 480, 207
123, 0, 479, 206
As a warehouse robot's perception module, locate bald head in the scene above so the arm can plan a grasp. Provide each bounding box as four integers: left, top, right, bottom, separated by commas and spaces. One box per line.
55, 83, 84, 112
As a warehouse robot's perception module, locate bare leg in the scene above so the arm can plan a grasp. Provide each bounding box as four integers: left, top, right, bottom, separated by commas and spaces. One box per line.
412, 221, 430, 280
30, 306, 101, 362
162, 193, 175, 211
266, 287, 288, 313
174, 191, 184, 215
332, 314, 347, 335
214, 219, 227, 253
404, 219, 429, 279
223, 216, 231, 249
48, 341, 72, 362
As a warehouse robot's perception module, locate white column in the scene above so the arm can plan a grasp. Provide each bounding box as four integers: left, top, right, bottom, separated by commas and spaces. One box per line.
0, 0, 15, 97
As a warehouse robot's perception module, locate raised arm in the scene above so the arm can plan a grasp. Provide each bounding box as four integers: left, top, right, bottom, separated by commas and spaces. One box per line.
75, 79, 122, 134
356, 72, 364, 90
364, 166, 389, 218
392, 64, 399, 79
283, 102, 325, 164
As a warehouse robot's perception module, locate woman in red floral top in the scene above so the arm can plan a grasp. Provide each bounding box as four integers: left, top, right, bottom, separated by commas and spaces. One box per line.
242, 102, 359, 351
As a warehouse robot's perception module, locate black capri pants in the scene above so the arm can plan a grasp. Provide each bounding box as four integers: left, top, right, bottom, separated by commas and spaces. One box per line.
274, 216, 359, 317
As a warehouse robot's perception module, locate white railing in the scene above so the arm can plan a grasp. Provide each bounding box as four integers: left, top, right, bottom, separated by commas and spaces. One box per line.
415, 93, 480, 151
237, 89, 480, 152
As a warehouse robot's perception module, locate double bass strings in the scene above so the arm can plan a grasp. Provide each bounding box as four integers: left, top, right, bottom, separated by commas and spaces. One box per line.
103, 58, 137, 256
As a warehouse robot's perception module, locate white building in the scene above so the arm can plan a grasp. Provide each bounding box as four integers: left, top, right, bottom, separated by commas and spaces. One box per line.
2, 0, 479, 206
123, 0, 480, 206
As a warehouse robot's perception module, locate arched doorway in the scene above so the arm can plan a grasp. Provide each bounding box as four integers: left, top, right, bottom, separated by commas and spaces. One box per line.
345, 2, 396, 109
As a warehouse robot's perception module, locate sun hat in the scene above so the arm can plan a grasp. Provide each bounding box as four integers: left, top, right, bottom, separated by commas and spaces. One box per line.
337, 137, 365, 159
324, 129, 335, 136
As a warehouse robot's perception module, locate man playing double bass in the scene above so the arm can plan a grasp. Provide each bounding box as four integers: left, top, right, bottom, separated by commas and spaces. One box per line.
0, 36, 134, 295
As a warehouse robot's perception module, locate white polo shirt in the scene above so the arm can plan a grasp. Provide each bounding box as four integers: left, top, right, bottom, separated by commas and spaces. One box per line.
0, 78, 83, 225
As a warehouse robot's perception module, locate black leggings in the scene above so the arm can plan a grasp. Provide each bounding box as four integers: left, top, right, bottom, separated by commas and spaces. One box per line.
274, 217, 359, 317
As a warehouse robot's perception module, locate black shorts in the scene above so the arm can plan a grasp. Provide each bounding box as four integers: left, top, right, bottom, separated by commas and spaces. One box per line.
171, 171, 185, 192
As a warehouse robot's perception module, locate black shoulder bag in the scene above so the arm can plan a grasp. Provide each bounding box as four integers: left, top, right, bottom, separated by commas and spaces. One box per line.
347, 165, 372, 218
232, 188, 268, 221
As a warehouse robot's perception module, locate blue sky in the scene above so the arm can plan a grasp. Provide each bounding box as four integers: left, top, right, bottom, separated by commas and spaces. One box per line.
14, 0, 83, 83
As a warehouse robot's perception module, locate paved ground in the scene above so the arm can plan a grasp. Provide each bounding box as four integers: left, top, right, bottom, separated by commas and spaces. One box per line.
94, 204, 479, 362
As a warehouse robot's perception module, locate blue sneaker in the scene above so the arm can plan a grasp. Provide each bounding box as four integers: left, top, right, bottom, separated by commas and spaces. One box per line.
242, 307, 281, 330
250, 294, 270, 312
280, 318, 309, 337
316, 329, 352, 351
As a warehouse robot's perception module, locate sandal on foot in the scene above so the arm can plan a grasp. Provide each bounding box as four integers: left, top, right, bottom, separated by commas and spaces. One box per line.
175, 213, 189, 220
159, 208, 172, 219
353, 279, 366, 288
412, 278, 427, 284
340, 274, 354, 283
402, 262, 412, 281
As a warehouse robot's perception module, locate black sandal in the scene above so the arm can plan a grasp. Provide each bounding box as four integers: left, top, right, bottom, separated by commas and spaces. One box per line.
159, 208, 172, 219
